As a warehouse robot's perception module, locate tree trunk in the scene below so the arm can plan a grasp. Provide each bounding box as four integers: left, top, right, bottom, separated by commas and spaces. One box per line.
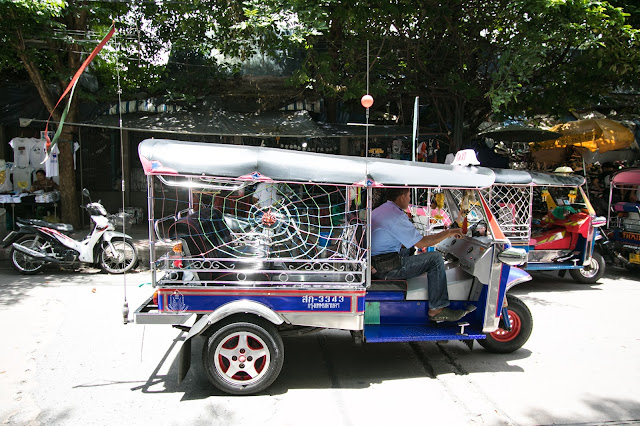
452, 97, 465, 152
325, 97, 338, 123
59, 111, 80, 228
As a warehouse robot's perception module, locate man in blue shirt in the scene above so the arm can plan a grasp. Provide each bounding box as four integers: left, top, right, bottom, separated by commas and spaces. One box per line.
371, 187, 468, 322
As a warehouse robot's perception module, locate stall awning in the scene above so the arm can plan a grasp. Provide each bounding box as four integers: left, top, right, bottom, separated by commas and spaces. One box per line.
532, 119, 634, 154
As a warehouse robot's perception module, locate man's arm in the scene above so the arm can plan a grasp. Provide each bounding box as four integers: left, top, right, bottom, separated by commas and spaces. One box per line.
414, 228, 463, 249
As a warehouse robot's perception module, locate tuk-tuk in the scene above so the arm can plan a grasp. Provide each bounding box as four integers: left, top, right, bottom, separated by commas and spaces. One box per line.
603, 168, 640, 268
134, 139, 533, 395
484, 169, 606, 283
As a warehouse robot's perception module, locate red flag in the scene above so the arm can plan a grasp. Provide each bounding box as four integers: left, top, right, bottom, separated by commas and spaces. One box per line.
44, 23, 116, 157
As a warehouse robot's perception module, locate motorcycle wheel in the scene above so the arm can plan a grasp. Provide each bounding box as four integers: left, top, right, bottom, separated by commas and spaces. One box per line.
99, 239, 138, 274
10, 236, 47, 275
569, 251, 605, 284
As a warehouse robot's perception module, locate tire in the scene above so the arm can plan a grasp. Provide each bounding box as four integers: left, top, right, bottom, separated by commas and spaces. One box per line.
202, 318, 284, 395
569, 251, 605, 284
10, 236, 47, 274
477, 294, 533, 354
99, 239, 138, 274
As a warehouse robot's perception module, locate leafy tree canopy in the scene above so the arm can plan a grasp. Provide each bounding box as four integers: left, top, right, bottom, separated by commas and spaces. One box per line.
1, 0, 639, 148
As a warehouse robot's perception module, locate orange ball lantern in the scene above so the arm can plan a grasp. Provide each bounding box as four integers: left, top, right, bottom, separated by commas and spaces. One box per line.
361, 94, 374, 108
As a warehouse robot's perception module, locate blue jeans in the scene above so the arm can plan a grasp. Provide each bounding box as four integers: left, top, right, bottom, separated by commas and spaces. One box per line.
382, 248, 449, 310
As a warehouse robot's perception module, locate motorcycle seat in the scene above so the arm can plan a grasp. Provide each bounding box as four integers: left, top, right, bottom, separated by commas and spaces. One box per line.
17, 218, 74, 233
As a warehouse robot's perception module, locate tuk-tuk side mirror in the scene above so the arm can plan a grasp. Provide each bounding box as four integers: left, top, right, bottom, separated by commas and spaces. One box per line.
82, 188, 90, 198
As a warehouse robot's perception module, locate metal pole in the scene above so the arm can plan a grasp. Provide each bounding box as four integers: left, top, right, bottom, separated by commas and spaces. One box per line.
607, 184, 613, 227
79, 129, 84, 228
411, 96, 419, 204
365, 40, 369, 158
583, 157, 589, 198
148, 174, 156, 286
366, 185, 372, 288
188, 177, 194, 212
412, 96, 419, 163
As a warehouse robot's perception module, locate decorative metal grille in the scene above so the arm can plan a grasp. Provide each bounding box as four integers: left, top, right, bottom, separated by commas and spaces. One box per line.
151, 175, 367, 287
487, 185, 532, 243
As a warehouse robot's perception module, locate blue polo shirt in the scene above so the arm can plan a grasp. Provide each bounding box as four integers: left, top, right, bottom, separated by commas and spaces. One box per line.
371, 201, 422, 256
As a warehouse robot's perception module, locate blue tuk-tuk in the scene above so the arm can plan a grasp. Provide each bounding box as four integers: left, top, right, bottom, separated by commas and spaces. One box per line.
134, 139, 532, 395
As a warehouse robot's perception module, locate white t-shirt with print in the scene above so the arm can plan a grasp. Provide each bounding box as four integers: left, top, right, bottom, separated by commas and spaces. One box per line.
30, 139, 47, 167
0, 162, 12, 193
12, 166, 33, 192
9, 138, 36, 168
45, 144, 60, 178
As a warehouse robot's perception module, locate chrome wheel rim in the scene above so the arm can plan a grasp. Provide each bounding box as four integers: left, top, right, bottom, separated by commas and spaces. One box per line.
102, 241, 136, 273
579, 257, 599, 278
213, 331, 270, 386
13, 239, 46, 272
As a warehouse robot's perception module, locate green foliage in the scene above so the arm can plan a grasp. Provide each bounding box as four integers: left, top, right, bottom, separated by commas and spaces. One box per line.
1, 0, 638, 138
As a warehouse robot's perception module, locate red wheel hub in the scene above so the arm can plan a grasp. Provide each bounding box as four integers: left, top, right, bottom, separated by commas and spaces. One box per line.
491, 309, 522, 342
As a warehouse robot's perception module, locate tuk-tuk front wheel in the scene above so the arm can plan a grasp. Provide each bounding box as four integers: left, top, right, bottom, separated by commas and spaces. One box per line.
569, 251, 605, 284
202, 317, 284, 395
477, 294, 533, 354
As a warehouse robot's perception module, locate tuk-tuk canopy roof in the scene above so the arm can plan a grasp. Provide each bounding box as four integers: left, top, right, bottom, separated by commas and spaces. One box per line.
611, 168, 640, 187
138, 139, 496, 188
493, 168, 585, 187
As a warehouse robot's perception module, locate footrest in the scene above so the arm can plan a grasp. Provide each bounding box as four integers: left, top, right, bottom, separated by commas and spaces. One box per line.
364, 323, 485, 343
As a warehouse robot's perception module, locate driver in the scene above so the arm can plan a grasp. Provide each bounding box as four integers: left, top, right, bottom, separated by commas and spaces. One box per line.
371, 187, 470, 322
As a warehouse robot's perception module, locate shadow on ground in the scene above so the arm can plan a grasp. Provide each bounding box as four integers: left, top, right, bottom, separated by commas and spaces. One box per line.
122, 329, 531, 400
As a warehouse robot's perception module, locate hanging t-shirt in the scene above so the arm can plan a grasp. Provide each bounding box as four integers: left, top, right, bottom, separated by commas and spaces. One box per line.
0, 161, 12, 193
12, 166, 33, 192
29, 139, 47, 168
9, 138, 36, 168
45, 144, 60, 178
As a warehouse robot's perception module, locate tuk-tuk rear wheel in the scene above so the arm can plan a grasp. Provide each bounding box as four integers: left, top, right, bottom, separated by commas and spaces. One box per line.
569, 251, 605, 284
202, 317, 284, 395
477, 294, 533, 354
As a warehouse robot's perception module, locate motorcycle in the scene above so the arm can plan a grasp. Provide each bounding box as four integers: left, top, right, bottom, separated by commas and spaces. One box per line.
2, 189, 139, 274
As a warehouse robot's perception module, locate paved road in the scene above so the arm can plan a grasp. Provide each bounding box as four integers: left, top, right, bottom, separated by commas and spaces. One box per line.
1, 263, 639, 425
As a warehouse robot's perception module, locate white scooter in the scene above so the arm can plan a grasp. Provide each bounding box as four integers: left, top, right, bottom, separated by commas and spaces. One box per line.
3, 189, 139, 274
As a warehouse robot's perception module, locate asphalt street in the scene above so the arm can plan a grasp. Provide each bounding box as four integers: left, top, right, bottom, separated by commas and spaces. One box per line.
1, 257, 639, 425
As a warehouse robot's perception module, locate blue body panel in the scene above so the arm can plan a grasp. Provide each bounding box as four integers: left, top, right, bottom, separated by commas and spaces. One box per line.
506, 266, 531, 286
612, 228, 640, 246
365, 291, 406, 301
363, 286, 491, 342
524, 263, 581, 271
158, 288, 365, 314
364, 324, 485, 342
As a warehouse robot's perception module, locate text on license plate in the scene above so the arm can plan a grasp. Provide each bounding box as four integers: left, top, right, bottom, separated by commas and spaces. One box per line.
630, 253, 640, 264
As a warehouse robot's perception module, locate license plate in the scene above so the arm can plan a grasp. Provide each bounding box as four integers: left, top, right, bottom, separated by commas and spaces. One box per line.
630, 253, 640, 264
2, 231, 16, 244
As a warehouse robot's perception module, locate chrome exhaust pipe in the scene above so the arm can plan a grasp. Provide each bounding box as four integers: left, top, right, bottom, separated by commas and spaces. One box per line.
12, 243, 60, 263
